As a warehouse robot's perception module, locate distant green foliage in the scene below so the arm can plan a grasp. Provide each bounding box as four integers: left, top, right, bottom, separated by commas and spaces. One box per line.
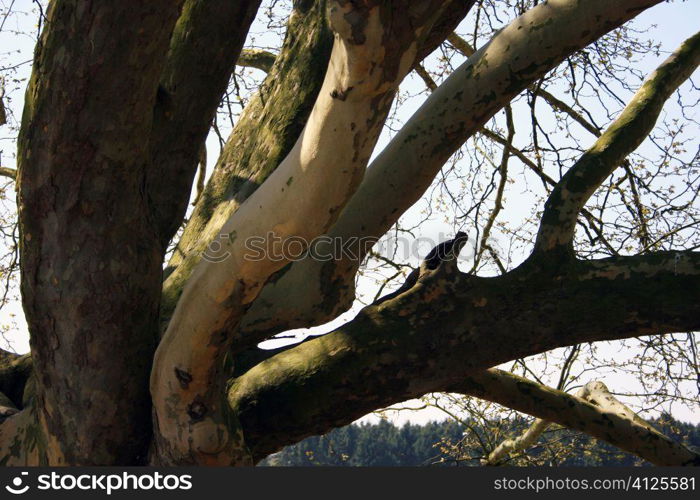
259, 415, 700, 466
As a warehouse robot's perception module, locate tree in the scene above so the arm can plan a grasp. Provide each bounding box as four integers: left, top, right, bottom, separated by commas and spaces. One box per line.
0, 0, 697, 466
259, 417, 700, 466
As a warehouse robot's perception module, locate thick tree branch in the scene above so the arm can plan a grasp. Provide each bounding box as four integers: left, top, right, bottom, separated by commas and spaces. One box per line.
457, 372, 700, 466
0, 351, 31, 410
237, 49, 277, 73
235, 0, 664, 345
161, 0, 475, 326
147, 0, 261, 247
445, 32, 604, 138
535, 30, 700, 254
229, 250, 700, 460
152, 0, 457, 465
160, 0, 334, 322
338, 51, 618, 263
17, 0, 185, 465
417, 31, 649, 256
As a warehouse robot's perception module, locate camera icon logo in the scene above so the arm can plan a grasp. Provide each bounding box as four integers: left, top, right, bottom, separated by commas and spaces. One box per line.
5, 471, 29, 495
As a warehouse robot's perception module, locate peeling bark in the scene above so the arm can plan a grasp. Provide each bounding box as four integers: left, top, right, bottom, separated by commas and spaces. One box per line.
6, 0, 694, 469
152, 0, 456, 465
160, 0, 334, 324
0, 410, 45, 466
160, 0, 475, 327
237, 0, 664, 344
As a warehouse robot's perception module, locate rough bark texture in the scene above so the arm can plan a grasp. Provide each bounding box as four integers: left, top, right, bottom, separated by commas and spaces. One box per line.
2, 0, 694, 468
16, 0, 185, 464
230, 251, 700, 460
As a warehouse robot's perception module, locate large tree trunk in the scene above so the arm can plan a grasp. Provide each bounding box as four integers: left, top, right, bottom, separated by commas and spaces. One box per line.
12, 0, 260, 465
16, 0, 183, 465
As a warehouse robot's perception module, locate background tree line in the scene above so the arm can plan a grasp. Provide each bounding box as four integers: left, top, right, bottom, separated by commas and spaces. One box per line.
262, 416, 700, 467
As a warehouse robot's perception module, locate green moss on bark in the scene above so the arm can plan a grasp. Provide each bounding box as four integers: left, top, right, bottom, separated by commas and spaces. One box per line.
161, 1, 333, 326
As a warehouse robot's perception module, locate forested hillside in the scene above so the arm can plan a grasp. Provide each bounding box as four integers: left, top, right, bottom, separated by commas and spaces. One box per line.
261, 417, 700, 466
